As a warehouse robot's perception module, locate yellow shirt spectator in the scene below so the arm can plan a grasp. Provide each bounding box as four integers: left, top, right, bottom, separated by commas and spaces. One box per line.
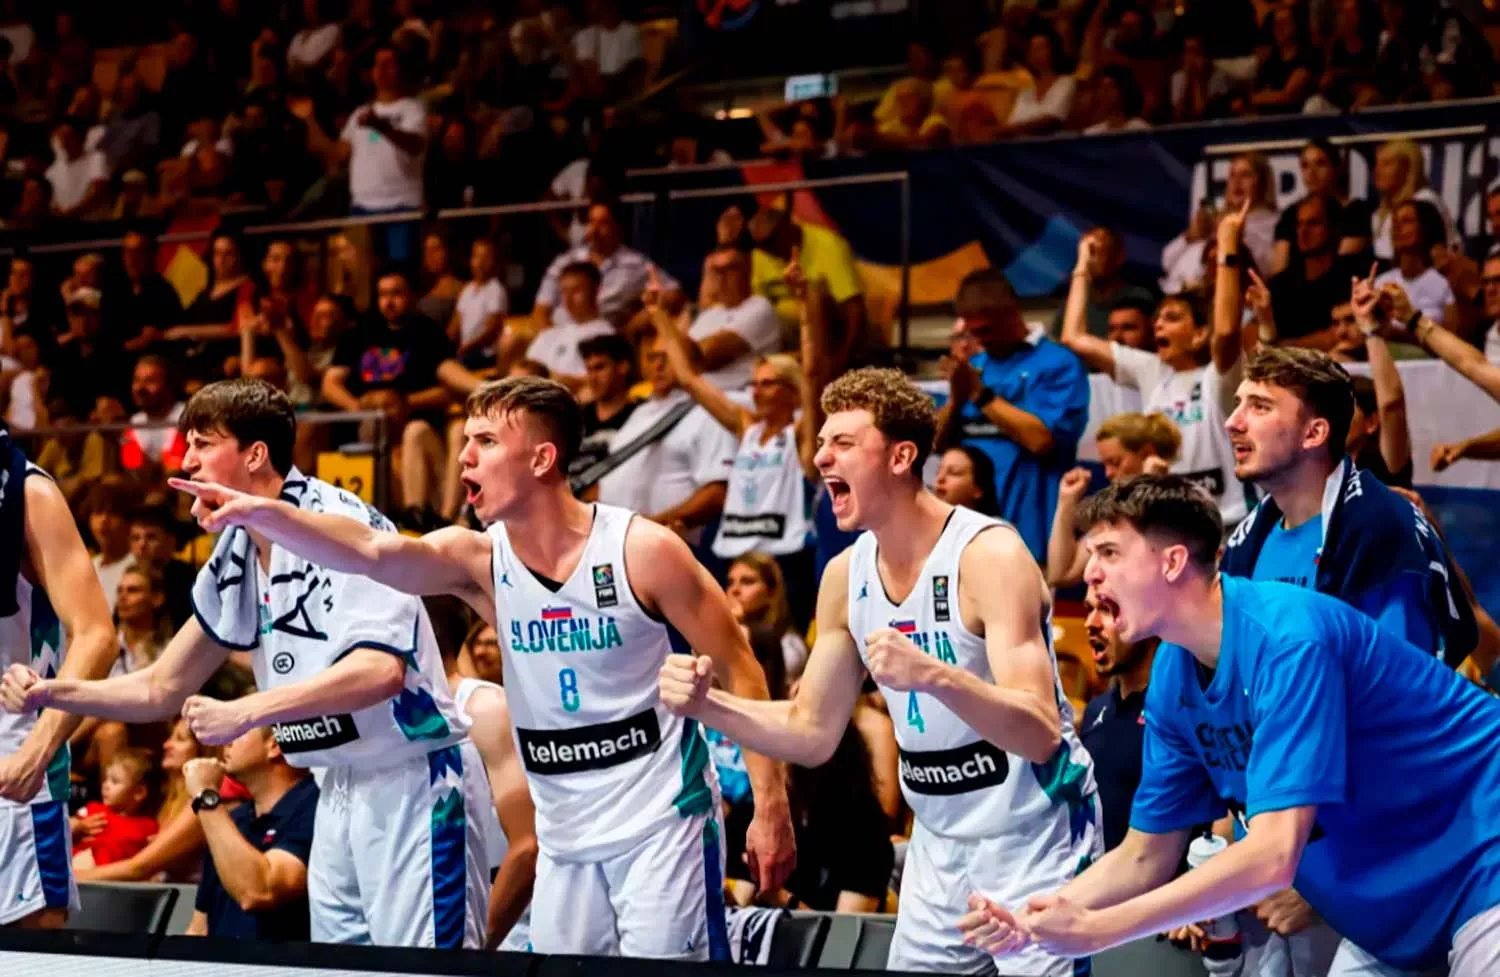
751, 221, 863, 336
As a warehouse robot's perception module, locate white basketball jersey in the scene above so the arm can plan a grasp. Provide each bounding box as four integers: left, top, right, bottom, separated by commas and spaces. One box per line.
712, 422, 811, 559
489, 504, 717, 862
0, 465, 70, 807
453, 677, 531, 953
846, 506, 1099, 842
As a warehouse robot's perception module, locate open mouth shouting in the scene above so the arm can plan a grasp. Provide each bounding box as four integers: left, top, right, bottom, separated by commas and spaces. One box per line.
825, 476, 852, 518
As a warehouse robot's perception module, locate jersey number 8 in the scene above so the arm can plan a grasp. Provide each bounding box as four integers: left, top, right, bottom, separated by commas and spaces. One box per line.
559, 668, 581, 713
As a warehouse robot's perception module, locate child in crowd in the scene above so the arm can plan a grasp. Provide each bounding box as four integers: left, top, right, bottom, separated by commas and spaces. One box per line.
72, 747, 160, 870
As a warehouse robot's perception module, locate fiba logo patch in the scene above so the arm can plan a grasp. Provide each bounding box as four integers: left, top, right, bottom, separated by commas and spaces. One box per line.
272, 652, 296, 675
932, 575, 950, 622
593, 563, 618, 608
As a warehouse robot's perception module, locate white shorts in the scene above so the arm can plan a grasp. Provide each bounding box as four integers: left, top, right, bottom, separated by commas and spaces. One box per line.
308, 741, 490, 948
1236, 912, 1341, 977
530, 810, 729, 960
0, 800, 79, 925
888, 817, 1101, 976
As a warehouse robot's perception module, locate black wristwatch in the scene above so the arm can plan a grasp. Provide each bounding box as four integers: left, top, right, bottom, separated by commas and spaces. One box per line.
1219, 252, 1239, 268
972, 388, 996, 410
191, 788, 222, 815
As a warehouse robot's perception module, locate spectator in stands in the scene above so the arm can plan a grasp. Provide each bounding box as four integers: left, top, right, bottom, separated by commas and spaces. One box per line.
113, 562, 172, 676
1079, 586, 1157, 852
6, 177, 54, 232
1317, 0, 1381, 111
416, 232, 463, 328
1105, 294, 1155, 351
1221, 346, 1477, 659
1, 333, 43, 431
184, 728, 316, 941
1169, 30, 1230, 124
533, 199, 676, 331
80, 718, 211, 884
46, 117, 109, 220
867, 78, 950, 151
998, 28, 1075, 138
569, 0, 644, 101
83, 478, 137, 614
1374, 199, 1459, 329
449, 238, 507, 371
1065, 225, 1246, 524
936, 266, 1089, 563
1050, 226, 1154, 340
932, 444, 1000, 516
324, 271, 453, 527
749, 202, 867, 370
1163, 152, 1277, 295
1271, 141, 1373, 275
71, 747, 158, 870
128, 505, 194, 628
678, 247, 782, 392
255, 241, 317, 335
595, 330, 735, 547
1243, 5, 1316, 115
1047, 411, 1180, 590
1, 255, 43, 337
522, 261, 616, 390
1266, 195, 1370, 342
52, 287, 129, 421
1083, 66, 1147, 134
169, 233, 254, 378
287, 0, 342, 80
122, 355, 187, 476
1348, 373, 1412, 487
725, 553, 809, 680
569, 332, 639, 481
1372, 0, 1429, 105
300, 44, 426, 264
106, 231, 183, 354
1370, 138, 1459, 261
96, 74, 161, 177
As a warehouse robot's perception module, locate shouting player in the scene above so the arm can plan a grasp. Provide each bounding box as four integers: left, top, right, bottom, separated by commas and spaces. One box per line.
167, 375, 794, 961
960, 475, 1500, 977
2, 381, 491, 947
660, 367, 1101, 975
0, 424, 117, 927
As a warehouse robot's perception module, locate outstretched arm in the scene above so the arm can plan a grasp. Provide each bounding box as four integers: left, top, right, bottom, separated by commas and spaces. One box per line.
169, 478, 495, 620
1059, 237, 1116, 374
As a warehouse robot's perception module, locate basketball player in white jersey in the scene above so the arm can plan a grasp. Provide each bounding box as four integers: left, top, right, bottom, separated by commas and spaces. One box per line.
1, 382, 491, 948
161, 375, 795, 961
438, 614, 535, 951
660, 367, 1102, 976
0, 425, 118, 928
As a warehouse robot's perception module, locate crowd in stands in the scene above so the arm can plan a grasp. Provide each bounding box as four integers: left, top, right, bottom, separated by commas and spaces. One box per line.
2, 0, 1500, 964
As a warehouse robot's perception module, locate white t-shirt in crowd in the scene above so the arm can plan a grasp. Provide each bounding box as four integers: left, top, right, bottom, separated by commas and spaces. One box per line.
4, 370, 37, 430
1374, 266, 1454, 325
287, 23, 341, 71
93, 555, 131, 615
550, 158, 590, 248
127, 402, 186, 463
46, 150, 108, 212
455, 279, 508, 350
1006, 75, 1077, 128
1111, 343, 1247, 525
1370, 188, 1460, 261
1160, 208, 1276, 292
1486, 320, 1500, 363
572, 22, 642, 77
688, 295, 782, 391
1169, 68, 1231, 117
524, 319, 615, 378
596, 390, 735, 545
341, 97, 427, 210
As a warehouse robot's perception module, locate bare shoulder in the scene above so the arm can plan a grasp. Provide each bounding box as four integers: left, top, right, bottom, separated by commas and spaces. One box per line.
815, 548, 852, 628
959, 525, 1046, 620
22, 470, 70, 532
424, 524, 493, 574
465, 681, 512, 729
623, 516, 700, 586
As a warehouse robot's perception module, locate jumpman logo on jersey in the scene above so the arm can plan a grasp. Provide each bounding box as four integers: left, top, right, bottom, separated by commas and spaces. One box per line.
857, 582, 869, 601
499, 570, 513, 588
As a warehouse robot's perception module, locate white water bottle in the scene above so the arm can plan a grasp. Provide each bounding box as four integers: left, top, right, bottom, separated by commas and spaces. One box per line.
1186, 834, 1243, 975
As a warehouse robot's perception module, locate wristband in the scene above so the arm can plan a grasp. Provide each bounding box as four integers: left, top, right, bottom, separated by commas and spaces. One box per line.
1406, 309, 1423, 334
973, 388, 996, 410
1219, 252, 1239, 268
1414, 316, 1436, 347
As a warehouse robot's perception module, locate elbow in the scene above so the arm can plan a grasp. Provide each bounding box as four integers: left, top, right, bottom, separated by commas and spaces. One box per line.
1022, 718, 1063, 766
371, 653, 408, 700
1026, 430, 1056, 458
236, 883, 288, 914
505, 833, 539, 878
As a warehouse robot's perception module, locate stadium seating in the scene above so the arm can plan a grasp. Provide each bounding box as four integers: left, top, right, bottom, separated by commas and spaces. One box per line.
70, 882, 179, 938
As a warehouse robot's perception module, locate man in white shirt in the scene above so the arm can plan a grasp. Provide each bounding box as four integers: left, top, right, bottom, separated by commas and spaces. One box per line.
533, 201, 679, 329
525, 262, 615, 389
684, 248, 781, 391
451, 239, 507, 369
571, 0, 643, 97
46, 119, 109, 219
598, 332, 734, 546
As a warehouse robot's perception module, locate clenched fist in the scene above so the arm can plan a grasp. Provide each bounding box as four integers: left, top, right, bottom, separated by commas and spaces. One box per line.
865, 628, 938, 692
658, 654, 713, 716
0, 664, 46, 714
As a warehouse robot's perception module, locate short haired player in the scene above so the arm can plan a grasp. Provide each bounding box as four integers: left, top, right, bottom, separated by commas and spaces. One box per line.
2, 381, 492, 948
0, 425, 118, 928
659, 367, 1102, 976
959, 475, 1500, 977
164, 375, 795, 961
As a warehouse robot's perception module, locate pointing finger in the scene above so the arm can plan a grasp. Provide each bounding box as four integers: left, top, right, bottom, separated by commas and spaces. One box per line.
167, 477, 208, 496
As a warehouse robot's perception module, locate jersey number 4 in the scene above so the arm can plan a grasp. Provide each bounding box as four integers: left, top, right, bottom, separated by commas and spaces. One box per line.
559, 668, 581, 713
906, 691, 926, 733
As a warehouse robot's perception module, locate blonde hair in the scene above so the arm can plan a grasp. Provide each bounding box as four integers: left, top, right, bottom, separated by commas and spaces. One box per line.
754, 353, 803, 390
1235, 152, 1278, 214
1375, 139, 1428, 213
107, 747, 154, 787
729, 553, 794, 639
1096, 411, 1182, 462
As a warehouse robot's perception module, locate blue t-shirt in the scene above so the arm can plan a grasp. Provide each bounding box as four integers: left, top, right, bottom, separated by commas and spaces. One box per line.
1249, 515, 1321, 589
1131, 576, 1500, 970
953, 337, 1090, 562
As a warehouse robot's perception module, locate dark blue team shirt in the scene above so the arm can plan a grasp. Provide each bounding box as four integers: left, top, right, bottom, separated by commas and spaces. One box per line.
195, 777, 318, 941
1131, 576, 1500, 970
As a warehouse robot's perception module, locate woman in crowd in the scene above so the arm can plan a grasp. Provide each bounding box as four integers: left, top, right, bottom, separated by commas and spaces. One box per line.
1271, 140, 1372, 274
169, 232, 255, 378
999, 28, 1076, 138
460, 619, 502, 687
1369, 138, 1459, 261
1244, 5, 1316, 115
725, 553, 808, 681
1046, 411, 1180, 590
931, 444, 999, 516
1161, 152, 1277, 293
1317, 0, 1381, 112
1082, 66, 1147, 135
417, 231, 464, 326
1374, 199, 1460, 330
448, 237, 508, 372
